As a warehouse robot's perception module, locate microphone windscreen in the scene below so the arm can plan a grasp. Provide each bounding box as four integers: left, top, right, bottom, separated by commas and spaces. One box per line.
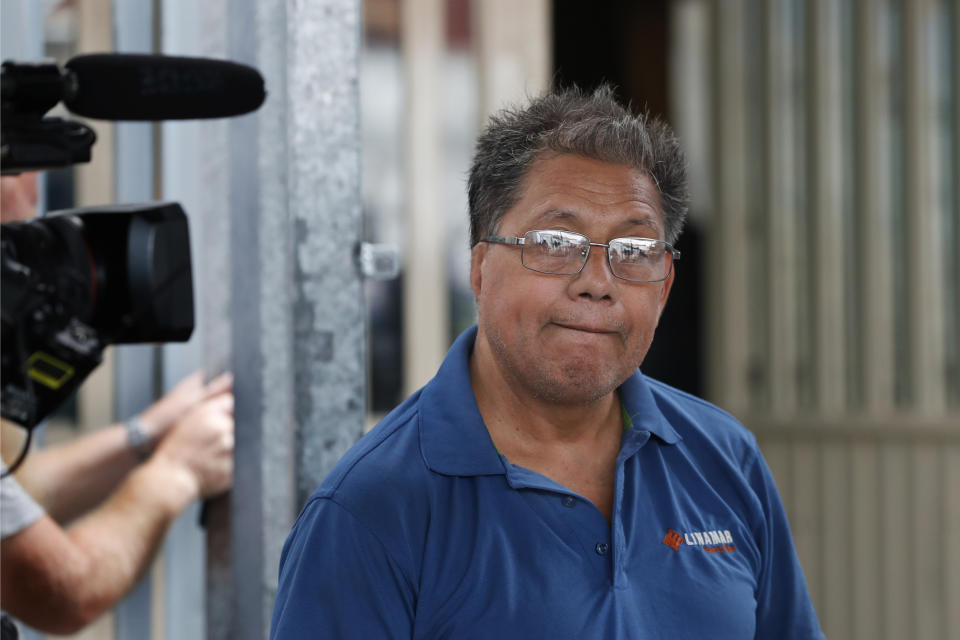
63, 53, 266, 120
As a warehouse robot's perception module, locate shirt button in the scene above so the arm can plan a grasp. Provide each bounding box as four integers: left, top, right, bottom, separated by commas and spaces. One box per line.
561, 496, 576, 508
595, 542, 609, 556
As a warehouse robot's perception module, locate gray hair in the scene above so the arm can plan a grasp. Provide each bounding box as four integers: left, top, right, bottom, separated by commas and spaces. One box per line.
467, 85, 688, 247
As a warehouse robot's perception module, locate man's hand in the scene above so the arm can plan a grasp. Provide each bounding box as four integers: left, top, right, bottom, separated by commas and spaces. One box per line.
138, 371, 233, 446
0, 374, 234, 633
0, 379, 234, 633
3, 372, 235, 522
149, 388, 234, 500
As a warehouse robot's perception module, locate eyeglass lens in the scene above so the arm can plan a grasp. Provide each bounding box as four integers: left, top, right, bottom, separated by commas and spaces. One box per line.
521, 230, 671, 282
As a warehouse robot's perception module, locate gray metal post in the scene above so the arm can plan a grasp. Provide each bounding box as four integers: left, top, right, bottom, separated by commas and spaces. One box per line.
224, 1, 365, 638
112, 1, 158, 638
158, 1, 232, 638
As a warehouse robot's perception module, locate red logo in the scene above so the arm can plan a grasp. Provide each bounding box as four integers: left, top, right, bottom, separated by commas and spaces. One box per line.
663, 528, 685, 552
663, 528, 737, 554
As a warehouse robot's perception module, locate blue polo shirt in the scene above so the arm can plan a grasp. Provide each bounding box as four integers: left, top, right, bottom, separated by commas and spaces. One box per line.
271, 326, 824, 639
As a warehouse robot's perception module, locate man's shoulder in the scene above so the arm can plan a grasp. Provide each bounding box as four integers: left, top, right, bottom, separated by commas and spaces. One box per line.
302, 390, 436, 534
643, 376, 759, 462
315, 393, 428, 497
289, 391, 444, 573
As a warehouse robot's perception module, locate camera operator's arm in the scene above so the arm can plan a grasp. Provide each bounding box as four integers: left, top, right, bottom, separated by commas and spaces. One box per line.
0, 392, 233, 634
3, 372, 231, 523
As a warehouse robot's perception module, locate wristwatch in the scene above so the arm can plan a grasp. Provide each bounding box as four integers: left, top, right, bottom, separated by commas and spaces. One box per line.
125, 415, 153, 461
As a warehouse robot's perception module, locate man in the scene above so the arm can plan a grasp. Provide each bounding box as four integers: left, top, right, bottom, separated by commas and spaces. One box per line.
0, 172, 235, 635
271, 86, 824, 639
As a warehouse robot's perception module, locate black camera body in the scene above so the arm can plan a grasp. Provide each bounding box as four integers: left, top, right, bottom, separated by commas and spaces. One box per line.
0, 60, 97, 173
0, 53, 263, 433
1, 203, 194, 428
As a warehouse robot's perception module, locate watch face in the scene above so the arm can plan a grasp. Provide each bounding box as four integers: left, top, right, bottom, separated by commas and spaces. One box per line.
126, 417, 151, 457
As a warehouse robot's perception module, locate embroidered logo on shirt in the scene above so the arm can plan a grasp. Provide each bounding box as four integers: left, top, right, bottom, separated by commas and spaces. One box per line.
662, 529, 685, 551
663, 528, 736, 553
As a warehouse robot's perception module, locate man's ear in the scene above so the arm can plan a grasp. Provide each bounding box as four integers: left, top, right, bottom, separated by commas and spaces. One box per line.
470, 243, 488, 299
657, 268, 675, 317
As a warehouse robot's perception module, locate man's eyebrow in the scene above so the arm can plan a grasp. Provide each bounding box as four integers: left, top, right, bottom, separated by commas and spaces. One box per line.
534, 209, 579, 224
534, 209, 659, 230
624, 217, 659, 229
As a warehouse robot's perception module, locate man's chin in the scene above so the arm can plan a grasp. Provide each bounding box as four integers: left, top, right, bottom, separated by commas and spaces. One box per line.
523, 363, 625, 406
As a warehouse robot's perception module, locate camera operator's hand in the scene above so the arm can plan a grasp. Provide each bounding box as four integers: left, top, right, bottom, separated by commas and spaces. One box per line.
149, 388, 234, 500
0, 172, 39, 222
138, 371, 233, 447
0, 377, 234, 634
2, 371, 235, 523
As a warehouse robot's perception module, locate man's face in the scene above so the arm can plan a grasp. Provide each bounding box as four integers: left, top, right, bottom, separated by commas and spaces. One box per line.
470, 153, 674, 406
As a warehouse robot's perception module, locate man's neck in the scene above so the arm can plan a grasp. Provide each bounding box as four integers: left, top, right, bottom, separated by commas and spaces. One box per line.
469, 334, 623, 523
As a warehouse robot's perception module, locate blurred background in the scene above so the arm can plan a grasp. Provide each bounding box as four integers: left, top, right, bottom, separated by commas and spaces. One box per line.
1, 0, 957, 639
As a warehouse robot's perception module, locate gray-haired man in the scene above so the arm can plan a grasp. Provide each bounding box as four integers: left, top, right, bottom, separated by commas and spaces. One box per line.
271, 86, 824, 640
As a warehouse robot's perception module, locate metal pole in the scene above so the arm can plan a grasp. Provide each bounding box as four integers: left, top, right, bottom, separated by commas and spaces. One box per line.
401, 0, 448, 396
159, 1, 232, 638
226, 1, 365, 638
113, 1, 158, 638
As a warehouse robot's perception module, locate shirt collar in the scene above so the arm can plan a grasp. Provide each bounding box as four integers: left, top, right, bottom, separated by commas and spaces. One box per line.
418, 325, 681, 477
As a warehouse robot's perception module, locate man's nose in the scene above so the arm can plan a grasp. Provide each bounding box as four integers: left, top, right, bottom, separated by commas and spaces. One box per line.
569, 245, 616, 300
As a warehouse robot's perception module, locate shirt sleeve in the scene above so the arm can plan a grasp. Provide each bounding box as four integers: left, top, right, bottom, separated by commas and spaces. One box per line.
745, 446, 826, 640
0, 461, 44, 539
270, 495, 416, 639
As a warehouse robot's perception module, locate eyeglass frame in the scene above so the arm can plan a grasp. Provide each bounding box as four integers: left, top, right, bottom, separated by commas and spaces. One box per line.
481, 229, 680, 283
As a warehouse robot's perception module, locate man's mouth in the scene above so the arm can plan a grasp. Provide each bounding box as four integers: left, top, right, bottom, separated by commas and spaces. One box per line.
552, 321, 620, 335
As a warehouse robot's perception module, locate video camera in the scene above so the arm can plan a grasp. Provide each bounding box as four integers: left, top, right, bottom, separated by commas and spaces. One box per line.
1, 53, 265, 433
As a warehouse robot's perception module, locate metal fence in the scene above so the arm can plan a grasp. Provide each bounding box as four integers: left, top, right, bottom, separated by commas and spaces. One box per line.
705, 1, 960, 638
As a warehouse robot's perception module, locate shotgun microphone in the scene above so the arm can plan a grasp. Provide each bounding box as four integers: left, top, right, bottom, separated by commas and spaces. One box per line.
2, 53, 266, 172
62, 53, 266, 120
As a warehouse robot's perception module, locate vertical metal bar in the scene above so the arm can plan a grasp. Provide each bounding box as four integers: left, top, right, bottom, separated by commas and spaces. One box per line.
904, 0, 947, 414
70, 7, 119, 640
881, 443, 911, 639
821, 444, 852, 638
850, 442, 881, 640
0, 0, 43, 61
223, 1, 278, 637
285, 0, 365, 536
856, 0, 896, 414
158, 1, 231, 638
225, 1, 366, 639
791, 442, 823, 618
401, 0, 448, 396
913, 446, 944, 640
764, 0, 800, 413
952, 0, 960, 409
475, 0, 552, 121
668, 0, 711, 221
744, 0, 770, 410
807, 0, 846, 414
112, 1, 158, 638
946, 445, 960, 638
707, 0, 751, 412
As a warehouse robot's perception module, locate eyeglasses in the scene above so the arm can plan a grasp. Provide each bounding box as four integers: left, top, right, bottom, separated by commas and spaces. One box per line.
482, 229, 680, 283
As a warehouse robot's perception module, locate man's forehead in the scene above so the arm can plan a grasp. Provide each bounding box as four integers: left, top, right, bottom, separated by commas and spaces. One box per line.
525, 153, 659, 198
